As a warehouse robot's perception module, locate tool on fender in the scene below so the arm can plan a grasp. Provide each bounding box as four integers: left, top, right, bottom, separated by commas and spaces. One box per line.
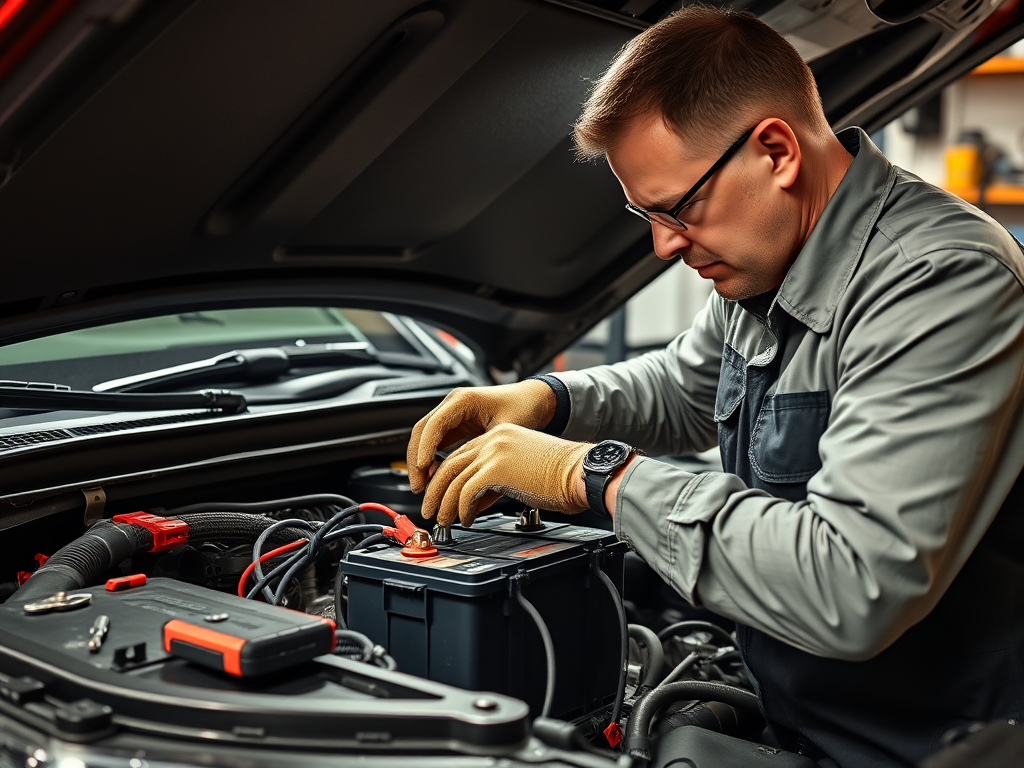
88, 614, 110, 653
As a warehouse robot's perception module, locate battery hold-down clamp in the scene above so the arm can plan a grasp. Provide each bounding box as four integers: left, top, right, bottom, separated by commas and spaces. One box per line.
112, 512, 189, 552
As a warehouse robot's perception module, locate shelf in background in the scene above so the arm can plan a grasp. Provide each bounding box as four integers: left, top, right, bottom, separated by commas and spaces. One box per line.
945, 185, 1024, 205
970, 57, 1024, 75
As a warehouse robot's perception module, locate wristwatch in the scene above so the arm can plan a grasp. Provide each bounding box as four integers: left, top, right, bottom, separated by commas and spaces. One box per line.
583, 440, 640, 518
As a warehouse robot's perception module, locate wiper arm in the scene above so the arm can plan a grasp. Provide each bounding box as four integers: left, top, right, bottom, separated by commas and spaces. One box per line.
93, 342, 451, 394
0, 382, 247, 414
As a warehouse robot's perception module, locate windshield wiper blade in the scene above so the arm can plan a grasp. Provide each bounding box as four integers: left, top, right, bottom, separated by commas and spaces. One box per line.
0, 385, 247, 414
93, 342, 451, 394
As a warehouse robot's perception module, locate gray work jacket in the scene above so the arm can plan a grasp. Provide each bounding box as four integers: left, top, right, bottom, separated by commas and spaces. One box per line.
552, 129, 1024, 765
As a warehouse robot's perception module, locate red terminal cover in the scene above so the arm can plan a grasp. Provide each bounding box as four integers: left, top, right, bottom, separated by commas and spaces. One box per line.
106, 574, 148, 592
112, 512, 189, 552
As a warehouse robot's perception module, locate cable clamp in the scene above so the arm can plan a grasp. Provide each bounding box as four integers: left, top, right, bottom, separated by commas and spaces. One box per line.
112, 512, 189, 552
508, 568, 531, 598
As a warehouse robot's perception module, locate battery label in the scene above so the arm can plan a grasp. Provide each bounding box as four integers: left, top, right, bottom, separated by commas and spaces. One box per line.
536, 527, 611, 542
506, 541, 574, 558
451, 535, 575, 559
366, 547, 508, 574
361, 534, 580, 570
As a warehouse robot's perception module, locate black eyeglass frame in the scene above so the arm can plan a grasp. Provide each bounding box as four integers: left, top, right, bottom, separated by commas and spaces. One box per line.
625, 125, 757, 230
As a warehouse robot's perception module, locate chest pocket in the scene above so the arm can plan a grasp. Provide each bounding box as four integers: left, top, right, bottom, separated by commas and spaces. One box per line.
714, 345, 746, 478
749, 391, 830, 484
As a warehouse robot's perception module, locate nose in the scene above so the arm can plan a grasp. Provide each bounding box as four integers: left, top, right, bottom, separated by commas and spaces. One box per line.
651, 222, 691, 261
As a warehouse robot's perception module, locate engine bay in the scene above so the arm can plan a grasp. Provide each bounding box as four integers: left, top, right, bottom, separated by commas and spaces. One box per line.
0, 459, 816, 768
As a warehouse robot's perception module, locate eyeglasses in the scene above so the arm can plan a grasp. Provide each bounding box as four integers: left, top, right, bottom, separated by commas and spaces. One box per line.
625, 125, 757, 231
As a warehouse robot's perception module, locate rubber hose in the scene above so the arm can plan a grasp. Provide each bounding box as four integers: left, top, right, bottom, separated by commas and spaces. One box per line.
16, 512, 303, 603
629, 624, 665, 691
659, 651, 700, 687
623, 680, 761, 760
13, 521, 147, 602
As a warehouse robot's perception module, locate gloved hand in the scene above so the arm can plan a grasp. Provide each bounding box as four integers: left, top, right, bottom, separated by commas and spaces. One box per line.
406, 380, 556, 494
421, 423, 590, 527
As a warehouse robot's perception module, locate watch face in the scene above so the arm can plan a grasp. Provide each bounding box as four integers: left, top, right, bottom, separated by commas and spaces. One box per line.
584, 440, 631, 473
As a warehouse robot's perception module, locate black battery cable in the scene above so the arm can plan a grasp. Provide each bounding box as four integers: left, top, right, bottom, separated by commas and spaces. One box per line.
246, 501, 428, 605
334, 628, 398, 671
593, 565, 628, 747
513, 575, 556, 719
335, 533, 387, 629
245, 516, 377, 604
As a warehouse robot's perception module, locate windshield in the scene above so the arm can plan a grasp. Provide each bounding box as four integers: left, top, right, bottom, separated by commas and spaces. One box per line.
0, 307, 423, 391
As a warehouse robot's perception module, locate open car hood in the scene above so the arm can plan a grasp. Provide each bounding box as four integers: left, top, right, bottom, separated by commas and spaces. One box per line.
2, 0, 1023, 374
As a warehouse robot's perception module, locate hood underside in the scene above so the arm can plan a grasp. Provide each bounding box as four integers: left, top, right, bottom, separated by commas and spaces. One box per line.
2, 0, 1023, 373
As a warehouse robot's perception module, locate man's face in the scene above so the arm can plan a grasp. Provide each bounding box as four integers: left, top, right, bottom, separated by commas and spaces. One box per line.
606, 114, 802, 301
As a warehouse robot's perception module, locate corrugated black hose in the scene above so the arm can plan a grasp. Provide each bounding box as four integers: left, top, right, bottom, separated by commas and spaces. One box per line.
13, 512, 305, 603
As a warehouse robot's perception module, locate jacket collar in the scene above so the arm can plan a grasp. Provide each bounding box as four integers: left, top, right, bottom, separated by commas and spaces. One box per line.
774, 127, 897, 334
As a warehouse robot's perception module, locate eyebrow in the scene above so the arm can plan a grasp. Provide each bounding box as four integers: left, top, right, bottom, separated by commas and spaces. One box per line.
635, 192, 685, 210
637, 191, 700, 211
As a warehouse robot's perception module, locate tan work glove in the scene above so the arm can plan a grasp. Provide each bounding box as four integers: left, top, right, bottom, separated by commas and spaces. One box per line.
421, 423, 590, 527
406, 380, 556, 494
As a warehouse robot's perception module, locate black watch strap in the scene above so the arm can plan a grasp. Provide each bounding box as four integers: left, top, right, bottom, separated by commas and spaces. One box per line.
585, 470, 612, 518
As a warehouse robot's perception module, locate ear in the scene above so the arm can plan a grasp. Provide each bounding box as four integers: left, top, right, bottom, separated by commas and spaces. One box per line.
751, 118, 801, 190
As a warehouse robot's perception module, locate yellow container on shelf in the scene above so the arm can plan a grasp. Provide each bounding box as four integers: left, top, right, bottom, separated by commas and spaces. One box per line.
945, 143, 982, 188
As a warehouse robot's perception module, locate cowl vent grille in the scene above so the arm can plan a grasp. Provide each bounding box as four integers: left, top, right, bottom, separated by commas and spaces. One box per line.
0, 413, 216, 451
373, 376, 473, 397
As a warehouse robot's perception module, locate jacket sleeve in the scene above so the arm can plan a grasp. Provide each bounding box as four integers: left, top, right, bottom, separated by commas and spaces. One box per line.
550, 291, 727, 456
614, 248, 1024, 660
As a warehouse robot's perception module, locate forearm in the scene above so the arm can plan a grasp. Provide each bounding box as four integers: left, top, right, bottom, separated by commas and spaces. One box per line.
611, 460, 968, 660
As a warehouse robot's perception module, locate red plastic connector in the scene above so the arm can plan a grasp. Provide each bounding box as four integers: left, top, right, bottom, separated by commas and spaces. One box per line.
391, 514, 419, 545
603, 722, 623, 749
363, 503, 437, 558
112, 512, 189, 552
15, 571, 32, 586
106, 573, 147, 591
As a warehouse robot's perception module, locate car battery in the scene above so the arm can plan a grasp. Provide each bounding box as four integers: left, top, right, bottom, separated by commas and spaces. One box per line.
339, 513, 627, 719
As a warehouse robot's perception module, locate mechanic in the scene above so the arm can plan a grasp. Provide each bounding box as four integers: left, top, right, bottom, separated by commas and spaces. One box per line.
406, 8, 1024, 767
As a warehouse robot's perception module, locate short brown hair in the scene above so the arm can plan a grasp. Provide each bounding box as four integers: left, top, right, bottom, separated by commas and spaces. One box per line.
573, 7, 826, 160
